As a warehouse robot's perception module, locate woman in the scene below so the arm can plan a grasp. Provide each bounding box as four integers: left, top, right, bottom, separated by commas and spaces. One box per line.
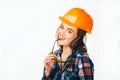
42, 8, 94, 80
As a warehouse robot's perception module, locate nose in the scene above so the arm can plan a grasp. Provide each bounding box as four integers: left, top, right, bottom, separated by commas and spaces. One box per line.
59, 29, 65, 38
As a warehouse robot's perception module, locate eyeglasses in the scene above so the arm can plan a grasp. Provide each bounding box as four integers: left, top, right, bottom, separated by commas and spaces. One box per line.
51, 39, 65, 63
50, 39, 75, 74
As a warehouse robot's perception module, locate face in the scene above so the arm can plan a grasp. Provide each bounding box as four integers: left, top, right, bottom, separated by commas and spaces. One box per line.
57, 23, 78, 47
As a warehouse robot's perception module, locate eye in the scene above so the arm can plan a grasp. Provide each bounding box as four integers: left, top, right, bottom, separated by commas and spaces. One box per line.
68, 30, 72, 33
59, 24, 64, 29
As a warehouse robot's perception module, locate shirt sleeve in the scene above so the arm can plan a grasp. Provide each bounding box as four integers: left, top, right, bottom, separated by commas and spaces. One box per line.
78, 54, 94, 80
41, 68, 49, 80
41, 63, 58, 80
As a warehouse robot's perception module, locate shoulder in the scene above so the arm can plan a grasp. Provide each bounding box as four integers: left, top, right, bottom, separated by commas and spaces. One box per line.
73, 50, 94, 67
74, 50, 88, 58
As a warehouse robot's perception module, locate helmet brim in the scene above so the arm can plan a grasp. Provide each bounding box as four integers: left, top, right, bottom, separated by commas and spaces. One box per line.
59, 16, 77, 28
59, 16, 91, 34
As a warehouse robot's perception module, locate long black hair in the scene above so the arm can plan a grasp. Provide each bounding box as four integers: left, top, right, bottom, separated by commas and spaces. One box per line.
69, 29, 87, 53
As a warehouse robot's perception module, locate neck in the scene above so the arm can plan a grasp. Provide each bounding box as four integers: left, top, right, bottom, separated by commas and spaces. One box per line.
62, 46, 72, 54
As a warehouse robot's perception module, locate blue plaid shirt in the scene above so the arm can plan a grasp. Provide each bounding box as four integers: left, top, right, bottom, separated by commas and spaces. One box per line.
42, 50, 94, 80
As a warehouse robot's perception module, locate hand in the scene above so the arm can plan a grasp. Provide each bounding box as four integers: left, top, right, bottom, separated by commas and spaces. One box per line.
44, 52, 55, 77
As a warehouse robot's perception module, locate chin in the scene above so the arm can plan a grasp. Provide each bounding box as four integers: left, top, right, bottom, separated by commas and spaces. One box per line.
58, 43, 69, 47
58, 41, 69, 46
58, 42, 64, 46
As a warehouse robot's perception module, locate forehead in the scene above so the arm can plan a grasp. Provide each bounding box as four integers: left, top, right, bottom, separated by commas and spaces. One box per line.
62, 23, 78, 31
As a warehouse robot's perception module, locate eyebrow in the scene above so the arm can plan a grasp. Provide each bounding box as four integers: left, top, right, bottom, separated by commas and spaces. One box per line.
66, 28, 73, 32
62, 23, 74, 32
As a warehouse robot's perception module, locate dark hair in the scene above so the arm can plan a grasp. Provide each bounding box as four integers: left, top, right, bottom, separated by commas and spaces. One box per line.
56, 26, 87, 53
69, 29, 87, 53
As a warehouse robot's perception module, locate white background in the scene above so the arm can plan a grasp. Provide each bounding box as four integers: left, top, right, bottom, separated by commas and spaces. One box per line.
0, 0, 120, 80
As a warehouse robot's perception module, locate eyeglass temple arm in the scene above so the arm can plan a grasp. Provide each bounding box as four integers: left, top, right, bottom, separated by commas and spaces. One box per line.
51, 39, 60, 53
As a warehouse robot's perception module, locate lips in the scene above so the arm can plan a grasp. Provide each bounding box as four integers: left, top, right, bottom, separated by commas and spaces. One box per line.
57, 37, 67, 46
58, 38, 65, 40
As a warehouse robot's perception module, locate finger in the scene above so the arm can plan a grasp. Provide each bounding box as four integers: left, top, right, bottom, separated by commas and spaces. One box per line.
44, 56, 55, 63
44, 60, 55, 66
45, 59, 54, 63
45, 56, 55, 60
47, 54, 57, 59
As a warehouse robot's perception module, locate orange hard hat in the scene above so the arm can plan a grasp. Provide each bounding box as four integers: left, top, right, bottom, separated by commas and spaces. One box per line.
59, 8, 93, 34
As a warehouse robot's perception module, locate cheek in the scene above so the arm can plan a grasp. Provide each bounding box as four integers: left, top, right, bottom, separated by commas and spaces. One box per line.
67, 34, 77, 43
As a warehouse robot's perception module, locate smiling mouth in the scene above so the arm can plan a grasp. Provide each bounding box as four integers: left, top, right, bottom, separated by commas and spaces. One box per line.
58, 38, 65, 40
